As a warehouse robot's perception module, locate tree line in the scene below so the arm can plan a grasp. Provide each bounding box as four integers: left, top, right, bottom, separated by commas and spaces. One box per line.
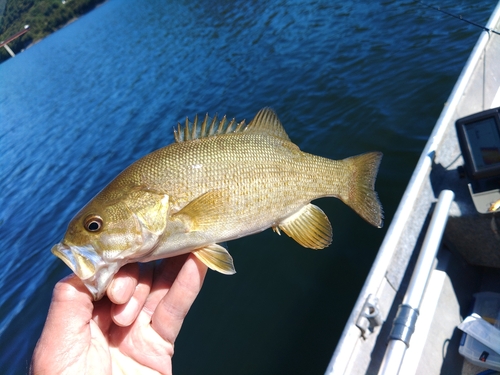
0, 0, 106, 63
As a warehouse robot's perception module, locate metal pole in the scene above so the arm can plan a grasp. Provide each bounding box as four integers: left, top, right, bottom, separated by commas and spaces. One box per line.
3, 44, 15, 57
378, 189, 455, 375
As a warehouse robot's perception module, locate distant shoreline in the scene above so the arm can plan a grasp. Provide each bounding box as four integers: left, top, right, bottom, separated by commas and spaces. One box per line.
0, 0, 108, 63
26, 0, 108, 50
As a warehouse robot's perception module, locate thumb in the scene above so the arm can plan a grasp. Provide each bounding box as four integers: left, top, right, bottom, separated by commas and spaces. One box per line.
32, 274, 95, 372
47, 274, 95, 335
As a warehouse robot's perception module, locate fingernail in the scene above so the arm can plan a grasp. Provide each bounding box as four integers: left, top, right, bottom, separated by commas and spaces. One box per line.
109, 278, 131, 304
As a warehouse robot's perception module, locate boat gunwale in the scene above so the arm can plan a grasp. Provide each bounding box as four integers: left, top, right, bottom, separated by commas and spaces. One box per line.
326, 2, 500, 374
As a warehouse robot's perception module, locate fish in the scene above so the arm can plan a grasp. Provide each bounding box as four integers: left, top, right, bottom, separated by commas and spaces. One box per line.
52, 108, 383, 300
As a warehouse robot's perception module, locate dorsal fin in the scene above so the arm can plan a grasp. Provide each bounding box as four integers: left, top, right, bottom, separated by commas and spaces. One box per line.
173, 107, 290, 142
174, 113, 247, 142
245, 107, 291, 141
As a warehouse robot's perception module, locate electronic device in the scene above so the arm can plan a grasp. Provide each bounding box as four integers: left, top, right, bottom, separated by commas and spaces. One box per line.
456, 107, 500, 213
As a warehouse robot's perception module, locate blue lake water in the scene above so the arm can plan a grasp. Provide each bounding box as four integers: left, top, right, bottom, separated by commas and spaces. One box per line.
0, 0, 496, 373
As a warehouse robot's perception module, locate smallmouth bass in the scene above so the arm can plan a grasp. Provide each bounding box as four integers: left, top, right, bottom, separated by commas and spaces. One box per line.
52, 108, 383, 299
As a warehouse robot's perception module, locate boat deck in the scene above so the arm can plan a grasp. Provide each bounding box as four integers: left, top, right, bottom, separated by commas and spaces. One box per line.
391, 238, 500, 374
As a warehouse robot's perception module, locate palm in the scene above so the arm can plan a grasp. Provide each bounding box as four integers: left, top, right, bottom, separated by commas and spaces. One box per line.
72, 305, 174, 375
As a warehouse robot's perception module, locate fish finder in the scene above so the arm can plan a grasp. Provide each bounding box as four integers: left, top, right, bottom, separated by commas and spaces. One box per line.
456, 107, 500, 180
456, 107, 500, 213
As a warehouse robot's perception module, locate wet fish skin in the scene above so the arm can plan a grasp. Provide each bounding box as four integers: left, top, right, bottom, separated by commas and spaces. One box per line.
51, 108, 383, 300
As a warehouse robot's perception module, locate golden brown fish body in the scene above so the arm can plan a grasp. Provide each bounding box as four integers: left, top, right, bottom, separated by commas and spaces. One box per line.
52, 108, 383, 299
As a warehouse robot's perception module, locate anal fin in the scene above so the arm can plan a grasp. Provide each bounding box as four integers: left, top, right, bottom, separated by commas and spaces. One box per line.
192, 244, 236, 275
277, 204, 332, 249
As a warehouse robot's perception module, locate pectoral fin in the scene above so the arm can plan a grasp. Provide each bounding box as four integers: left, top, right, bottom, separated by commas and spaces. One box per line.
192, 244, 236, 275
277, 203, 332, 249
173, 189, 230, 231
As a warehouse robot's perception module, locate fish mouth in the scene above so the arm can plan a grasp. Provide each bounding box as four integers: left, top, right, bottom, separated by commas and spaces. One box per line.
51, 243, 120, 300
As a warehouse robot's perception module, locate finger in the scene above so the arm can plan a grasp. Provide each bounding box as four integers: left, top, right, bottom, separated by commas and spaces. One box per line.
115, 309, 174, 373
151, 254, 207, 344
142, 254, 190, 316
114, 256, 206, 373
107, 263, 140, 304
111, 262, 154, 327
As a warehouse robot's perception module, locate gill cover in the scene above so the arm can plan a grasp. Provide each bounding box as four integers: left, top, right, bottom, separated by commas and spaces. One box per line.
125, 190, 170, 235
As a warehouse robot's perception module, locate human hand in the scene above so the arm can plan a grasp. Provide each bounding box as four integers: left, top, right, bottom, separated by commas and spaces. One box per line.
31, 253, 207, 375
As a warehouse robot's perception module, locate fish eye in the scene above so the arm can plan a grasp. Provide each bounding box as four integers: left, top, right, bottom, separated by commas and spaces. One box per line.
84, 215, 103, 232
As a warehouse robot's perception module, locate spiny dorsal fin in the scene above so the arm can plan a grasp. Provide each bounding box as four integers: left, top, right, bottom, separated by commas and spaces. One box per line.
173, 107, 291, 142
245, 107, 291, 141
174, 113, 247, 142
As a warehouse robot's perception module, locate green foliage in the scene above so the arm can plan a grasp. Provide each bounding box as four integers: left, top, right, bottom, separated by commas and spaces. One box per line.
0, 0, 106, 63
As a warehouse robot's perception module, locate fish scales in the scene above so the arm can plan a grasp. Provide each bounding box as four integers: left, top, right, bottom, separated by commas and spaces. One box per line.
51, 108, 383, 299
132, 135, 331, 230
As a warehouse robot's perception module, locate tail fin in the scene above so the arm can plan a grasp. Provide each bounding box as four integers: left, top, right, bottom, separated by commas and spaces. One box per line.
342, 152, 384, 228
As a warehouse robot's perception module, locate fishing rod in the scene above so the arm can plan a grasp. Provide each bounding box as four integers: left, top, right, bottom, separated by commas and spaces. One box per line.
419, 2, 500, 36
